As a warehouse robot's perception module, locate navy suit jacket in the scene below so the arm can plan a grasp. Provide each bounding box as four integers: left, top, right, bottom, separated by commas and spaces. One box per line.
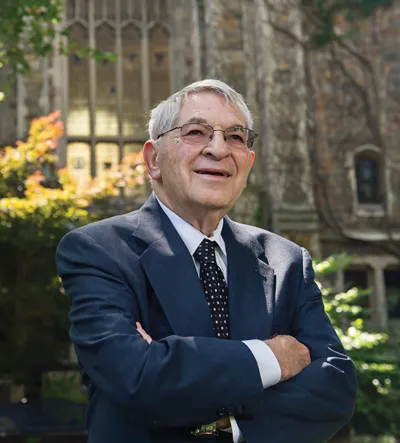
56, 195, 357, 443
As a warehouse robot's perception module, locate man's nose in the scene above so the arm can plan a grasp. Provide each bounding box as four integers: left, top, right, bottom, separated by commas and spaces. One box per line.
203, 131, 230, 158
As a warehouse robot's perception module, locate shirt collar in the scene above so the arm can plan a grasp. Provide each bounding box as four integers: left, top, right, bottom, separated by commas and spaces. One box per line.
155, 195, 226, 258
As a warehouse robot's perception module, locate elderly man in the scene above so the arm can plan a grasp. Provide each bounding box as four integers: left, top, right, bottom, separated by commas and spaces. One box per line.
56, 79, 357, 443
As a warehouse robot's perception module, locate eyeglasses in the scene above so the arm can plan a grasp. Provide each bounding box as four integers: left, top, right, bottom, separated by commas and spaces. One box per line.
156, 123, 258, 150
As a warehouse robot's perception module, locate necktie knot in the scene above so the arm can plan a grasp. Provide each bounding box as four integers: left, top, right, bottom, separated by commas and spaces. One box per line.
193, 239, 217, 264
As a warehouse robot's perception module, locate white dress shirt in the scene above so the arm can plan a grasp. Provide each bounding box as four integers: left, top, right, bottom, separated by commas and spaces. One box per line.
156, 197, 281, 442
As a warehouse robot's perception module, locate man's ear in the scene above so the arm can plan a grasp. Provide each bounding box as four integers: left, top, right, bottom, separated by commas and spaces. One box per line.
249, 150, 255, 169
142, 140, 161, 180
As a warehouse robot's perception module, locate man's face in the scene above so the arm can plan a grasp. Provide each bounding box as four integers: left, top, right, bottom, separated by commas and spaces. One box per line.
149, 92, 255, 216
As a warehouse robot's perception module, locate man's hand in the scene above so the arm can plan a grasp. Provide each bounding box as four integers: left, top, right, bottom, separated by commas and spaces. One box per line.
136, 322, 152, 344
216, 417, 231, 430
264, 335, 311, 382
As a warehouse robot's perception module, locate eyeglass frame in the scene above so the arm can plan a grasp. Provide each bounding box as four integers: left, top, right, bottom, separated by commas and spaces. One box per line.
156, 122, 258, 150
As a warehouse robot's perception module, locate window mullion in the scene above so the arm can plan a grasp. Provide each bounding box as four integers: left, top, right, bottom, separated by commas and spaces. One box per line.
116, 0, 124, 162
89, 0, 97, 177
57, 0, 69, 168
141, 0, 150, 116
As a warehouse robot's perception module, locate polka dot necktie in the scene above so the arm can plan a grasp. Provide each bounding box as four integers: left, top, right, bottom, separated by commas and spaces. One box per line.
193, 239, 230, 339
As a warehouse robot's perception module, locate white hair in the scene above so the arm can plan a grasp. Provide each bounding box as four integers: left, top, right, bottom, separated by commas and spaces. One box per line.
147, 79, 254, 140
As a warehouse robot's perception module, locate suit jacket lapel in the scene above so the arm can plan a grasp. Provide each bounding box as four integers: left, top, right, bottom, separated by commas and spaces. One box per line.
223, 218, 275, 340
133, 195, 215, 337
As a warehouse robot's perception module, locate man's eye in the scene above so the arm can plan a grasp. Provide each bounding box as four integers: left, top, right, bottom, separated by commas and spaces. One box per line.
188, 129, 205, 136
229, 134, 245, 143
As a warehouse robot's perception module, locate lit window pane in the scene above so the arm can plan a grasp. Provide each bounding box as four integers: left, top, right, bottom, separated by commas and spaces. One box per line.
124, 143, 143, 156
123, 143, 145, 196
122, 25, 144, 137
95, 24, 119, 137
96, 143, 119, 179
67, 24, 90, 137
67, 143, 91, 192
149, 25, 170, 107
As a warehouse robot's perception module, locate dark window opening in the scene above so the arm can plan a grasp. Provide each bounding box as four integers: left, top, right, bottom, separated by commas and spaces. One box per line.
344, 268, 370, 315
384, 269, 400, 319
355, 151, 382, 204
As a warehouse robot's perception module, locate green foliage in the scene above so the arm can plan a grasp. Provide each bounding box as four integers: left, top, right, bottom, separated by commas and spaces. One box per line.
43, 372, 87, 403
353, 437, 397, 443
0, 113, 88, 386
314, 256, 400, 437
0, 0, 115, 100
0, 1, 63, 71
0, 112, 144, 393
302, 0, 394, 46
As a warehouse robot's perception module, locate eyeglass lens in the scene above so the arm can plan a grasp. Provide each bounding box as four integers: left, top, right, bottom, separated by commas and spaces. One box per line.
181, 123, 254, 149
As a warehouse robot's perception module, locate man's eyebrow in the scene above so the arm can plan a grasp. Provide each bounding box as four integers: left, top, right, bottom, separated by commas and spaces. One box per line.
185, 117, 209, 124
184, 117, 245, 128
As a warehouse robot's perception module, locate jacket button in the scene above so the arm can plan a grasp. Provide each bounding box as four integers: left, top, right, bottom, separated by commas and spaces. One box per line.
236, 404, 245, 415
228, 406, 235, 415
217, 407, 227, 417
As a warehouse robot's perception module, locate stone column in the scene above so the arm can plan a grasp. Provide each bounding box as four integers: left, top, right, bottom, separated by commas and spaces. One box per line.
335, 269, 345, 293
351, 255, 396, 330
167, 0, 200, 90
372, 265, 389, 330
17, 56, 51, 137
203, 0, 246, 94
51, 40, 68, 167
253, 0, 319, 239
0, 75, 18, 145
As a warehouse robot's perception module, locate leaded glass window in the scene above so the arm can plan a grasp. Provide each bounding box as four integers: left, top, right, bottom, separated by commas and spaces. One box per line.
67, 142, 91, 192
354, 151, 382, 204
67, 24, 90, 137
65, 0, 171, 190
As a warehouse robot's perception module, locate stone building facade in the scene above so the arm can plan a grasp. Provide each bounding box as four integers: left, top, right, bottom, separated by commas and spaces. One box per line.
0, 0, 399, 331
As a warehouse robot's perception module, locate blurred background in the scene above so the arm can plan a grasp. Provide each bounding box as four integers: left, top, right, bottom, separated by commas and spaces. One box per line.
0, 0, 399, 442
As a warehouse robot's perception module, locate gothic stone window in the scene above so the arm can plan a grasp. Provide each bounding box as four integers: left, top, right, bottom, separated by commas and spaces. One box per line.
354, 149, 382, 205
65, 0, 170, 189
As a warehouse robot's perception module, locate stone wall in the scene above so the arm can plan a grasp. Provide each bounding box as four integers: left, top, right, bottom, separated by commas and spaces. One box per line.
309, 6, 400, 244
200, 0, 320, 243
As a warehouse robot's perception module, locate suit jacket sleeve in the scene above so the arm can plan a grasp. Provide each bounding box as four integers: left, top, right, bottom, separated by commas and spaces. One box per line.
237, 248, 357, 443
56, 229, 264, 428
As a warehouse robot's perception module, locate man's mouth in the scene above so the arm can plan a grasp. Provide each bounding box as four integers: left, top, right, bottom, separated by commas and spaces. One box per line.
194, 169, 232, 178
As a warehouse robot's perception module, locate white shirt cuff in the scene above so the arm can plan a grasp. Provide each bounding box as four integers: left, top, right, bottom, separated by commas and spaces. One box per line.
229, 416, 245, 443
243, 339, 281, 388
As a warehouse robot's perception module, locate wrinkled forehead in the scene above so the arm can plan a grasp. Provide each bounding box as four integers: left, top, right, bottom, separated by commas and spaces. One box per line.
175, 91, 246, 127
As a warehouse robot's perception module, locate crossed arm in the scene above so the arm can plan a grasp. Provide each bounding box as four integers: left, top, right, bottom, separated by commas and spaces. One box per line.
136, 323, 238, 432
237, 249, 357, 442
56, 229, 265, 427
135, 321, 312, 432
56, 230, 357, 440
